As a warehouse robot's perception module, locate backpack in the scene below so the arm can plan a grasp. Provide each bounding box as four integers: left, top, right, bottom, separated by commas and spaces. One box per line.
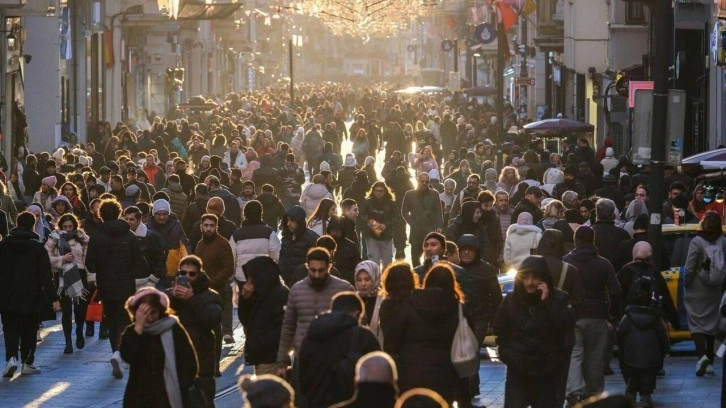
628, 270, 661, 308
699, 238, 726, 287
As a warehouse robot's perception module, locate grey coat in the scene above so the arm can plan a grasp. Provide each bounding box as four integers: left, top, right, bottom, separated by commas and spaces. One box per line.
684, 235, 724, 334
276, 274, 354, 365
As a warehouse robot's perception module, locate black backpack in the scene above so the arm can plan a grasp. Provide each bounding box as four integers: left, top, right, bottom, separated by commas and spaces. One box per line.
628, 269, 662, 308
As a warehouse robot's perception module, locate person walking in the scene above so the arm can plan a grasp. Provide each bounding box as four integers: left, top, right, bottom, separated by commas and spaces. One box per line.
401, 172, 444, 267
493, 256, 577, 407
238, 256, 289, 375
167, 255, 221, 407
1, 211, 60, 377
45, 213, 91, 354
362, 181, 397, 268
119, 287, 199, 407
275, 248, 354, 405
684, 211, 725, 376
86, 198, 143, 379
278, 205, 319, 286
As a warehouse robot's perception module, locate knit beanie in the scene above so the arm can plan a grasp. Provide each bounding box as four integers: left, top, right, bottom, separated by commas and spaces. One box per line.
126, 287, 169, 309
125, 184, 140, 197
344, 155, 356, 167
151, 199, 171, 215
485, 167, 498, 180
424, 231, 446, 250
206, 197, 225, 216
42, 175, 57, 189
319, 161, 331, 172
428, 169, 441, 181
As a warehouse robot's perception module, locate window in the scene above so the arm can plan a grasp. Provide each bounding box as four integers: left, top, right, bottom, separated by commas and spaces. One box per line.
626, 1, 646, 25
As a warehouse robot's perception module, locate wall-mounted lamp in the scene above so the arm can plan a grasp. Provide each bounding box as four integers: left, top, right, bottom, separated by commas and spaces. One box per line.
6, 32, 16, 49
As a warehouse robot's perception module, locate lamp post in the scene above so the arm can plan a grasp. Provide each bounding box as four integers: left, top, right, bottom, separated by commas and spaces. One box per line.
288, 37, 294, 103
647, 0, 671, 269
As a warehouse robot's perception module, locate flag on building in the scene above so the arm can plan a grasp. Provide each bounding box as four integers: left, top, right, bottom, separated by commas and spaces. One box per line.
104, 29, 115, 68
496, 1, 518, 32
522, 0, 537, 16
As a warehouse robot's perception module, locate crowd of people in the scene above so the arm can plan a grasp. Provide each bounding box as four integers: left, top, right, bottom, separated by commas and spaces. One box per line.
0, 83, 724, 408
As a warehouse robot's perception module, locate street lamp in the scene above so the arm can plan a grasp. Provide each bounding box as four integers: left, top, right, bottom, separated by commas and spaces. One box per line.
6, 33, 16, 49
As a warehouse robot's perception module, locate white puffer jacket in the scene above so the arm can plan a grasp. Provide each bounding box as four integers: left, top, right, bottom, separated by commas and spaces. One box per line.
229, 223, 281, 281
45, 229, 93, 282
503, 224, 542, 269
300, 183, 333, 217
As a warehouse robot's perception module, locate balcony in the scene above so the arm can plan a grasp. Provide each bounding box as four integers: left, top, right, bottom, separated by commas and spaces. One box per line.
176, 0, 242, 20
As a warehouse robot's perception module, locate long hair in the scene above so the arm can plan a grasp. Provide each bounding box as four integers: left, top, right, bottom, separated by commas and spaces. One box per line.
422, 264, 465, 302
499, 166, 520, 184
57, 213, 80, 230
698, 211, 723, 243
366, 181, 395, 201
308, 198, 336, 225
381, 261, 419, 302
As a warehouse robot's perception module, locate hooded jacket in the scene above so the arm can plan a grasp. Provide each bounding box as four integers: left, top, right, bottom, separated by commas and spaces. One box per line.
167, 272, 221, 377
238, 256, 290, 366
279, 206, 320, 285
299, 311, 381, 408
504, 223, 542, 269
617, 305, 670, 369
537, 230, 585, 312
493, 258, 576, 378
459, 251, 502, 333
0, 228, 58, 314
563, 244, 622, 320
446, 201, 488, 250
301, 183, 334, 217
385, 289, 467, 403
86, 219, 142, 301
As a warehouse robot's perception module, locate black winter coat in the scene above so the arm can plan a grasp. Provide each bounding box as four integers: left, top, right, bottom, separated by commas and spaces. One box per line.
362, 196, 397, 241
0, 228, 57, 314
510, 199, 543, 226
459, 259, 502, 331
493, 284, 576, 378
257, 192, 286, 231
183, 197, 209, 235
238, 256, 289, 365
279, 206, 319, 285
385, 288, 468, 404
610, 232, 671, 274
616, 261, 679, 329
119, 321, 199, 408
299, 311, 381, 408
617, 305, 670, 369
592, 220, 631, 261
563, 245, 622, 320
167, 272, 221, 377
137, 228, 167, 280
87, 219, 142, 301
333, 237, 361, 285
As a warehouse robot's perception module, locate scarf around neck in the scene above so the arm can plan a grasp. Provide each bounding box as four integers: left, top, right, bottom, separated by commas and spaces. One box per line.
143, 316, 183, 408
57, 230, 87, 302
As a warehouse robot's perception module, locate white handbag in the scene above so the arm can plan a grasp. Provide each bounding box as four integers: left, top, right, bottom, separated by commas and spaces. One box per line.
451, 303, 480, 378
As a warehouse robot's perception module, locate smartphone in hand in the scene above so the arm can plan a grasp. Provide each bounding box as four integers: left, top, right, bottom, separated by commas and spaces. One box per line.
176, 275, 189, 287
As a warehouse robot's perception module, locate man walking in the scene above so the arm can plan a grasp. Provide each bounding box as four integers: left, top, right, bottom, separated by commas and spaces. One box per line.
401, 172, 444, 267
87, 199, 143, 379
1, 212, 60, 377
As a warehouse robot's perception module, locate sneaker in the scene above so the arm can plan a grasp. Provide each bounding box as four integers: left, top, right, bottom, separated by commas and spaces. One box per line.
706, 364, 715, 375
696, 355, 709, 377
640, 393, 654, 408
110, 351, 123, 379
21, 364, 41, 375
223, 334, 234, 344
657, 368, 666, 377
3, 357, 17, 378
566, 394, 583, 408
470, 395, 487, 407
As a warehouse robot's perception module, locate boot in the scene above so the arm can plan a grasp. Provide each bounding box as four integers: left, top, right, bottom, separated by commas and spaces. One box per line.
76, 329, 85, 349
85, 322, 94, 337
640, 393, 653, 408
63, 331, 73, 354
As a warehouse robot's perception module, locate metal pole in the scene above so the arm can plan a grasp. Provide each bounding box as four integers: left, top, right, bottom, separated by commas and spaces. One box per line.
289, 38, 294, 104
453, 39, 458, 73
647, 0, 671, 269
520, 14, 528, 119
496, 20, 506, 171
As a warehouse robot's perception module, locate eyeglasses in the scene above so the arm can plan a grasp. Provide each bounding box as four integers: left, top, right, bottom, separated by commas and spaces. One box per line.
177, 270, 198, 277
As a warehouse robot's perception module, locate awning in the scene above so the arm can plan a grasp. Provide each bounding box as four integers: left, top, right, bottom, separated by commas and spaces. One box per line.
177, 0, 242, 20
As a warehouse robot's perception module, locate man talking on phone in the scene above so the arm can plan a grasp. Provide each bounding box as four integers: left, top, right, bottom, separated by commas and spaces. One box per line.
493, 255, 576, 407
167, 255, 221, 407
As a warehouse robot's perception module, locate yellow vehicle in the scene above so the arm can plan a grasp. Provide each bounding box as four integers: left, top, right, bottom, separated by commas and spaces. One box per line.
497, 223, 723, 343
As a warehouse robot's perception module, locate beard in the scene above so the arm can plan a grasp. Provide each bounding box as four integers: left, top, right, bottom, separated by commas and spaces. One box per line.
309, 275, 327, 289
202, 232, 215, 241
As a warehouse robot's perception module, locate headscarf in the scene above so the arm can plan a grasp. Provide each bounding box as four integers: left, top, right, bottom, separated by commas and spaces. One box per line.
355, 260, 381, 296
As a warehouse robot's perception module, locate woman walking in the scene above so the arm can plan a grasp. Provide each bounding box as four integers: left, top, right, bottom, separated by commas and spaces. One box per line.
45, 214, 91, 354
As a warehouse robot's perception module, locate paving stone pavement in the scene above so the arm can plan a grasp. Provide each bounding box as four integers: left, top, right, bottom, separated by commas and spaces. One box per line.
1, 318, 723, 408
0, 315, 251, 408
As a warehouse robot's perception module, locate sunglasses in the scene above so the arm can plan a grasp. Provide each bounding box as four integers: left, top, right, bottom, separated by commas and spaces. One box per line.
177, 270, 198, 277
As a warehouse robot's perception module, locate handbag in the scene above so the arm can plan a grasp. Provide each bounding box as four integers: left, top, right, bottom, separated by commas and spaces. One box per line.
451, 303, 480, 378
85, 290, 104, 322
